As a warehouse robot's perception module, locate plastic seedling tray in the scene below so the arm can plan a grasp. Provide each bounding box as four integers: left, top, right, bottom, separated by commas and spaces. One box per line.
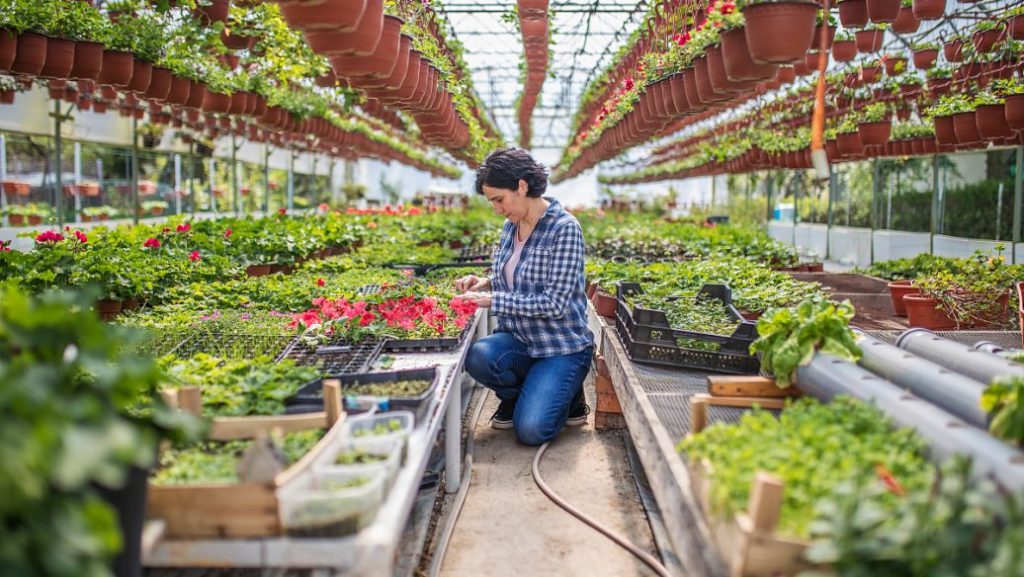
341, 410, 414, 444
286, 367, 440, 422
316, 436, 404, 489
168, 332, 298, 362
382, 326, 472, 353
279, 339, 384, 377
454, 243, 497, 263
276, 468, 386, 538
614, 282, 760, 374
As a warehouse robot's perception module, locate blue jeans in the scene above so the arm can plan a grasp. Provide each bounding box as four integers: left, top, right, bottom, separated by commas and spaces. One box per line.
465, 332, 593, 446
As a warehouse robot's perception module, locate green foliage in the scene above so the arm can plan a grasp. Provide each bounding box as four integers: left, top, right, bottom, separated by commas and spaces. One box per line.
0, 285, 201, 577
152, 429, 323, 485
981, 375, 1024, 447
914, 247, 1017, 327
160, 354, 320, 417
678, 397, 932, 538
750, 299, 861, 387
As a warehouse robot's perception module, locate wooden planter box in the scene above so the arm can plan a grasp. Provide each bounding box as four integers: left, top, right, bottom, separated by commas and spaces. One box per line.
149, 381, 345, 539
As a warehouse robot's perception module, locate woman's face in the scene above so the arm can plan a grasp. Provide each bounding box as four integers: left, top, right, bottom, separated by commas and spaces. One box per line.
482, 180, 530, 222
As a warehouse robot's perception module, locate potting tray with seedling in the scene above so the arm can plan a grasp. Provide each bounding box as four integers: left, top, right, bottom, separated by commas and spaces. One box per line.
615, 282, 760, 374
168, 332, 298, 362
382, 324, 473, 353
286, 367, 440, 420
279, 338, 385, 377
454, 243, 497, 263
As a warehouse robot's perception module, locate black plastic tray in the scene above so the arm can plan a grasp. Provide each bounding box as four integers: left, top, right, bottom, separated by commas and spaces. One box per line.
279, 339, 384, 376
285, 366, 440, 421
454, 243, 496, 263
614, 282, 760, 374
382, 325, 472, 353
168, 332, 297, 362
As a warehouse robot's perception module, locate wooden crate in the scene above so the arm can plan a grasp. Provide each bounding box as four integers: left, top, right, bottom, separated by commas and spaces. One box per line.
706, 376, 801, 399
149, 381, 345, 539
687, 394, 813, 577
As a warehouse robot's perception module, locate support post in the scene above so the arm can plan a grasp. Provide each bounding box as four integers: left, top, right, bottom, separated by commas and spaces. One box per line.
0, 134, 6, 227
287, 151, 295, 211
1013, 146, 1022, 264
54, 100, 65, 229
189, 143, 196, 216
73, 142, 82, 224
997, 182, 1004, 242
131, 114, 139, 225
173, 154, 182, 216
263, 143, 270, 216
765, 172, 774, 230
231, 137, 239, 216
870, 159, 879, 265
209, 156, 217, 213
826, 170, 836, 261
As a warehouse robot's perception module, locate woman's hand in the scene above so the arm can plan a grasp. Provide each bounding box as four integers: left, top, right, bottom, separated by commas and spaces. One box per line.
458, 291, 492, 308
455, 274, 491, 292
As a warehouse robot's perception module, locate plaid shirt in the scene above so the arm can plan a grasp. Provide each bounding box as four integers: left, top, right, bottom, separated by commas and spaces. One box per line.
489, 198, 594, 358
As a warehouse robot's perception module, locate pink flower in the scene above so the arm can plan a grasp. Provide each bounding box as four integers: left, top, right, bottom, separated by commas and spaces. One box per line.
224, 228, 233, 238
74, 230, 88, 244
143, 237, 161, 249
367, 221, 377, 229
317, 278, 325, 287
277, 207, 287, 215
624, 77, 634, 91
189, 250, 202, 262
35, 231, 65, 244
176, 223, 191, 233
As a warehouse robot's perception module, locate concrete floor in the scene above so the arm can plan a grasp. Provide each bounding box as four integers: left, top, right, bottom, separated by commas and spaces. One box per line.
440, 373, 662, 577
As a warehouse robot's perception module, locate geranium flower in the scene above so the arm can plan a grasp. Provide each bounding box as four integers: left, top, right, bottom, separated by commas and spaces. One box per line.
407, 207, 422, 216
277, 207, 287, 215
74, 230, 88, 244
189, 250, 202, 262
176, 223, 191, 233
624, 77, 634, 91
317, 278, 325, 287
34, 231, 65, 244
143, 237, 161, 249
224, 228, 233, 238
367, 221, 377, 229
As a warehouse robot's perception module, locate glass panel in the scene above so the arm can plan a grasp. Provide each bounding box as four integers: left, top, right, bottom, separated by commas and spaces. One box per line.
938, 149, 1016, 241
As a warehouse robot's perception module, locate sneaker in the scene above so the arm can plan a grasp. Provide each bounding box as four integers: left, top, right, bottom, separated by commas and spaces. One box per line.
490, 398, 516, 430
566, 393, 590, 427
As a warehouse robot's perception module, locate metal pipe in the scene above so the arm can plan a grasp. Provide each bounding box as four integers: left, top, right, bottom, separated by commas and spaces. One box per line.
856, 333, 988, 429
896, 328, 1024, 384
797, 353, 1024, 493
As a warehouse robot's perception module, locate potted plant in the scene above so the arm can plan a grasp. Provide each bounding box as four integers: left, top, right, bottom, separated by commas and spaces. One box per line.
5, 201, 50, 225
891, 0, 920, 33
912, 0, 944, 20
831, 29, 857, 62
973, 90, 1012, 139
855, 23, 887, 53
142, 199, 169, 216
837, 0, 869, 28
82, 205, 116, 222
912, 40, 940, 69
972, 21, 1004, 53
858, 101, 892, 145
741, 0, 820, 65
925, 64, 952, 95
909, 248, 1015, 329
926, 93, 975, 145
992, 77, 1024, 131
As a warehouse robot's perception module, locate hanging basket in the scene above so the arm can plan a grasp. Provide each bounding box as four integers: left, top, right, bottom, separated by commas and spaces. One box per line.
831, 39, 857, 62
855, 29, 885, 53
975, 103, 1012, 139
912, 0, 944, 19
741, 0, 820, 65
912, 48, 938, 69
858, 120, 892, 145
1005, 94, 1024, 131
0, 28, 15, 73
890, 6, 921, 33
39, 36, 75, 79
837, 0, 869, 27
952, 111, 982, 144
70, 40, 103, 80
866, 0, 900, 22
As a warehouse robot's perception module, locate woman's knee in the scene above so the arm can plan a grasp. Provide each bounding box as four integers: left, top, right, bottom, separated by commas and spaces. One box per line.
515, 417, 558, 446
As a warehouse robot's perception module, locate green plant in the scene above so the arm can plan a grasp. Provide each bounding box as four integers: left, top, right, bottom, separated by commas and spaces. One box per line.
914, 247, 1015, 327
142, 200, 169, 211
925, 93, 975, 117
913, 40, 940, 51
0, 285, 201, 576
860, 102, 891, 123
981, 375, 1024, 447
152, 429, 323, 484
750, 298, 861, 387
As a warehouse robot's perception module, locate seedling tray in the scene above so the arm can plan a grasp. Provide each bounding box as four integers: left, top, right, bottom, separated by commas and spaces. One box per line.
286, 367, 440, 422
279, 339, 384, 376
454, 243, 496, 263
168, 332, 297, 362
615, 282, 760, 374
382, 325, 472, 353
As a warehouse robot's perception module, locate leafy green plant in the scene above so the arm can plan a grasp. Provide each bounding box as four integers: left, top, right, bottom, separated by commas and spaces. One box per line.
914, 247, 1016, 327
750, 299, 861, 387
152, 428, 322, 484
860, 102, 891, 123
678, 397, 932, 538
981, 375, 1024, 447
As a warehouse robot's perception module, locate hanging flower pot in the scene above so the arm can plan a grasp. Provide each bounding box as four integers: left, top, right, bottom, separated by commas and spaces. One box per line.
975, 103, 1012, 139
883, 56, 906, 76
201, 90, 231, 113
972, 27, 1002, 53
741, 0, 820, 65
928, 77, 951, 95
185, 81, 207, 109
861, 64, 881, 83
278, 0, 367, 32
95, 50, 133, 87
1011, 14, 1024, 40
855, 28, 885, 53
891, 6, 920, 33
195, 0, 230, 24
943, 38, 963, 62
866, 0, 900, 22
836, 131, 865, 155
721, 28, 778, 81
952, 111, 981, 144
814, 24, 837, 49
912, 47, 938, 69
858, 119, 892, 145
838, 0, 869, 27
126, 59, 152, 93
221, 30, 257, 51
0, 29, 15, 72
776, 64, 797, 84
69, 40, 103, 80
933, 115, 957, 144
303, 0, 383, 56
331, 15, 401, 80
39, 36, 74, 79
912, 0, 944, 19
831, 39, 857, 61
144, 67, 172, 101
1005, 94, 1024, 131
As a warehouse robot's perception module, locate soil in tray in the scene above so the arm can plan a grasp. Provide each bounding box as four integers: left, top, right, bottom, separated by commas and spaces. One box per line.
345, 379, 433, 397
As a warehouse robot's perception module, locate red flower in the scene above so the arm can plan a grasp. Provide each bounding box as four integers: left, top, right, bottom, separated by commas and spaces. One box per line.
624, 77, 635, 91
189, 250, 202, 262
74, 230, 88, 244
367, 221, 377, 229
224, 228, 233, 238
176, 223, 191, 233
143, 237, 161, 249
359, 312, 375, 326
277, 207, 287, 215
34, 231, 65, 244
720, 2, 735, 15
162, 227, 171, 233
407, 207, 422, 216
317, 278, 325, 287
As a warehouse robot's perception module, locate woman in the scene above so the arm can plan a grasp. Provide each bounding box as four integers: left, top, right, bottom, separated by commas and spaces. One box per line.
456, 148, 595, 446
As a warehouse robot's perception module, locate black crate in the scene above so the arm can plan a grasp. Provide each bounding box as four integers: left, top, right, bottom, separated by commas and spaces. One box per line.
614, 282, 760, 374
168, 332, 298, 362
279, 339, 384, 375
286, 367, 440, 421
382, 325, 471, 353
454, 243, 497, 263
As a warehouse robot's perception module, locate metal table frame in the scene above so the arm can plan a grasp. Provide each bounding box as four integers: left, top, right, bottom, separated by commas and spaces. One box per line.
145, 311, 489, 575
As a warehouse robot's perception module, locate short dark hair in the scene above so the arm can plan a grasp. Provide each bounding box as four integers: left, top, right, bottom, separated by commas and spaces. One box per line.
474, 148, 548, 198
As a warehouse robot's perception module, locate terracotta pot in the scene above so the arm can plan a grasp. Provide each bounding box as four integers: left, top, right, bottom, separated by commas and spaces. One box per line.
855, 28, 885, 53
201, 90, 231, 113
912, 48, 938, 69
40, 36, 74, 79
221, 30, 257, 51
742, 1, 819, 65
831, 39, 857, 62
861, 64, 881, 83
96, 299, 123, 322
1011, 15, 1024, 40
721, 27, 775, 81
952, 111, 981, 144
891, 6, 920, 33
972, 28, 1001, 53
836, 131, 864, 155
330, 15, 401, 79
0, 28, 15, 72
246, 264, 272, 277
1005, 93, 1024, 131
887, 280, 918, 316
975, 103, 1012, 139
70, 40, 103, 80
838, 0, 869, 27
866, 0, 900, 22
594, 290, 617, 319
195, 0, 230, 23
858, 120, 891, 145
933, 115, 957, 145
278, 0, 368, 32
904, 294, 956, 330
883, 56, 906, 76
303, 0, 383, 56
912, 0, 944, 19
7, 214, 23, 225
10, 32, 46, 75
943, 39, 962, 62
144, 66, 172, 101
96, 50, 133, 87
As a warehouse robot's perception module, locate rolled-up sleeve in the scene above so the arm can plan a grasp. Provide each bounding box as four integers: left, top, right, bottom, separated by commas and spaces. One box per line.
491, 222, 584, 319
